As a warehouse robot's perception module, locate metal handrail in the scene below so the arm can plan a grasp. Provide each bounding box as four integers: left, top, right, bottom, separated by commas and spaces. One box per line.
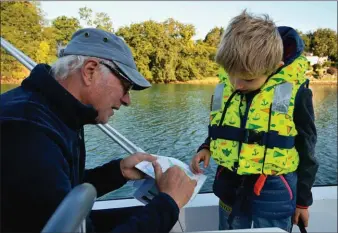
1, 37, 144, 154
41, 183, 97, 233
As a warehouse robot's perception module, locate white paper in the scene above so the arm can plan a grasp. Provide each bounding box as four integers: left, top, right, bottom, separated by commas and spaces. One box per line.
133, 154, 207, 205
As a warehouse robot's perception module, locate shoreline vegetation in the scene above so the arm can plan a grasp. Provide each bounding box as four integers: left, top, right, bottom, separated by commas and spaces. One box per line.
2, 76, 336, 86
2, 2, 337, 88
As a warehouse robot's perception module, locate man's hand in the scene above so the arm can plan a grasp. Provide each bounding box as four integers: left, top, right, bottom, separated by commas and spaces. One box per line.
153, 161, 197, 209
293, 208, 309, 227
120, 152, 156, 180
190, 149, 211, 174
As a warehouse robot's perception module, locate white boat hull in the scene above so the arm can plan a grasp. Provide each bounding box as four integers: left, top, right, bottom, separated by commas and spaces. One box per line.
93, 185, 337, 232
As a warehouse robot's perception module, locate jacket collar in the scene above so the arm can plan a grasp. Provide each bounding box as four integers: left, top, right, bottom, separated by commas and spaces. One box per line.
21, 64, 98, 129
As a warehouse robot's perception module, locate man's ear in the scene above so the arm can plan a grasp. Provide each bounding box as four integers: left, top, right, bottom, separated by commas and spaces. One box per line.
81, 59, 99, 86
278, 61, 285, 68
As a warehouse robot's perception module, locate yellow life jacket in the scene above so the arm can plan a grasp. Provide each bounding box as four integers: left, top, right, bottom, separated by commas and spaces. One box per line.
209, 56, 309, 175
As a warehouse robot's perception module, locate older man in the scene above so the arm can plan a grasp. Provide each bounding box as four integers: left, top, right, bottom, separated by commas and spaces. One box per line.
1, 28, 196, 232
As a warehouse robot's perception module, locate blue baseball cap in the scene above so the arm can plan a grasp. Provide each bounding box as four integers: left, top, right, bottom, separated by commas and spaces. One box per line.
60, 28, 151, 90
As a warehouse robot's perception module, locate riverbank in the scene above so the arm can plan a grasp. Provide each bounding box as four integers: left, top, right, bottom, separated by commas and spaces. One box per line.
308, 76, 337, 85
172, 77, 219, 85
1, 77, 23, 85
0, 76, 222, 85
172, 76, 337, 85
1, 76, 337, 85
309, 80, 337, 85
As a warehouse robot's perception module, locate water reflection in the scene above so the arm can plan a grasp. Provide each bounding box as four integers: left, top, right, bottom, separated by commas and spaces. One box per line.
310, 85, 337, 185
1, 83, 337, 200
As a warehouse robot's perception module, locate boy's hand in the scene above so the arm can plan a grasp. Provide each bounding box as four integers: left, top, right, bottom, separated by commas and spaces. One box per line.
190, 149, 211, 174
293, 208, 309, 227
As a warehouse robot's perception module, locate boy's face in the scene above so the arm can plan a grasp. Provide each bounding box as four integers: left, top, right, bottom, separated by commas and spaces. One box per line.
229, 61, 284, 93
229, 75, 268, 93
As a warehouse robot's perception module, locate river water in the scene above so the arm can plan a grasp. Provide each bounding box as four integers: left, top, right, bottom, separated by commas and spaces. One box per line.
1, 83, 337, 200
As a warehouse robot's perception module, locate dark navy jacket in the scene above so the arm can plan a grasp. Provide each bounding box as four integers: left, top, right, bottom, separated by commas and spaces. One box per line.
198, 27, 319, 218
1, 64, 179, 232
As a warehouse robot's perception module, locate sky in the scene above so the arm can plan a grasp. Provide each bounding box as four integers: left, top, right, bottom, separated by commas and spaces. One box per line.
40, 1, 337, 40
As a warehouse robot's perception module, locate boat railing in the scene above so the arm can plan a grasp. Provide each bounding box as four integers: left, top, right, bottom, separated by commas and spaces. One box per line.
41, 183, 97, 233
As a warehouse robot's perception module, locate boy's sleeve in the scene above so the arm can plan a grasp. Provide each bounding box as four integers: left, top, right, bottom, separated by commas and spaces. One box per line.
197, 137, 210, 152
293, 86, 319, 208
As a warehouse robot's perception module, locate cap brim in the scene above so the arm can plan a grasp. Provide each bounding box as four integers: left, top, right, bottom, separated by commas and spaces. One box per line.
113, 61, 151, 90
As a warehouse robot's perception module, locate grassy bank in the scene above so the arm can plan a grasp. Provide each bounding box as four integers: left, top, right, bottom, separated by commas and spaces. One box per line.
1, 77, 24, 85
171, 76, 337, 85
308, 75, 337, 85
172, 77, 219, 85
309, 80, 337, 85
1, 76, 336, 86
1, 76, 221, 85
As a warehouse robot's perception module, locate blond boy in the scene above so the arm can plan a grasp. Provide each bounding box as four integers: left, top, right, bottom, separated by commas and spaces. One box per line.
191, 11, 318, 232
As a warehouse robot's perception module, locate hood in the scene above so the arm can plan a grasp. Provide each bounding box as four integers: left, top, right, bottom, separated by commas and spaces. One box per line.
278, 26, 305, 67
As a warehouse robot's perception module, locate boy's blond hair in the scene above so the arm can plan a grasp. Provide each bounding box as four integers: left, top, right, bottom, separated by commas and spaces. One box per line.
215, 10, 283, 79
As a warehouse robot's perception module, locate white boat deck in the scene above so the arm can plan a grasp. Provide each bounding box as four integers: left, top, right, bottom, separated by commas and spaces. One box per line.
93, 185, 337, 232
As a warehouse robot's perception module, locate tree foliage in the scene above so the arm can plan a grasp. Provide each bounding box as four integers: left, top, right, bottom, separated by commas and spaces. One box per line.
204, 27, 224, 47
296, 29, 313, 53
52, 16, 81, 46
116, 19, 219, 83
79, 7, 113, 32
298, 28, 337, 61
1, 3, 337, 82
312, 28, 337, 60
1, 1, 44, 79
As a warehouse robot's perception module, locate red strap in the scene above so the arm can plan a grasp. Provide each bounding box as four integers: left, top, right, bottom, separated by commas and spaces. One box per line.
296, 205, 309, 209
254, 174, 267, 196
216, 167, 225, 179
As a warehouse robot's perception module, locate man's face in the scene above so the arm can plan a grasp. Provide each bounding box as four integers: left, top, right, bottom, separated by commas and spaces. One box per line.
82, 60, 133, 124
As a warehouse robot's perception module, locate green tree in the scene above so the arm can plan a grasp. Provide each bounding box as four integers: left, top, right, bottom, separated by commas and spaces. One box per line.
79, 7, 93, 26
117, 18, 219, 83
1, 1, 44, 79
116, 20, 158, 81
79, 7, 113, 32
52, 16, 81, 46
204, 27, 224, 47
312, 28, 337, 59
35, 41, 50, 63
93, 12, 113, 32
297, 30, 313, 53
193, 42, 219, 78
41, 26, 58, 63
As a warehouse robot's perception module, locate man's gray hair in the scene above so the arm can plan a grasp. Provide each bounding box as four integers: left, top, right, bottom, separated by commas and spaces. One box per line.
51, 53, 115, 81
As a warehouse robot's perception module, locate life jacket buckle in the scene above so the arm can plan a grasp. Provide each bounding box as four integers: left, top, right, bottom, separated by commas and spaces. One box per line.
244, 129, 265, 146
232, 162, 239, 172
